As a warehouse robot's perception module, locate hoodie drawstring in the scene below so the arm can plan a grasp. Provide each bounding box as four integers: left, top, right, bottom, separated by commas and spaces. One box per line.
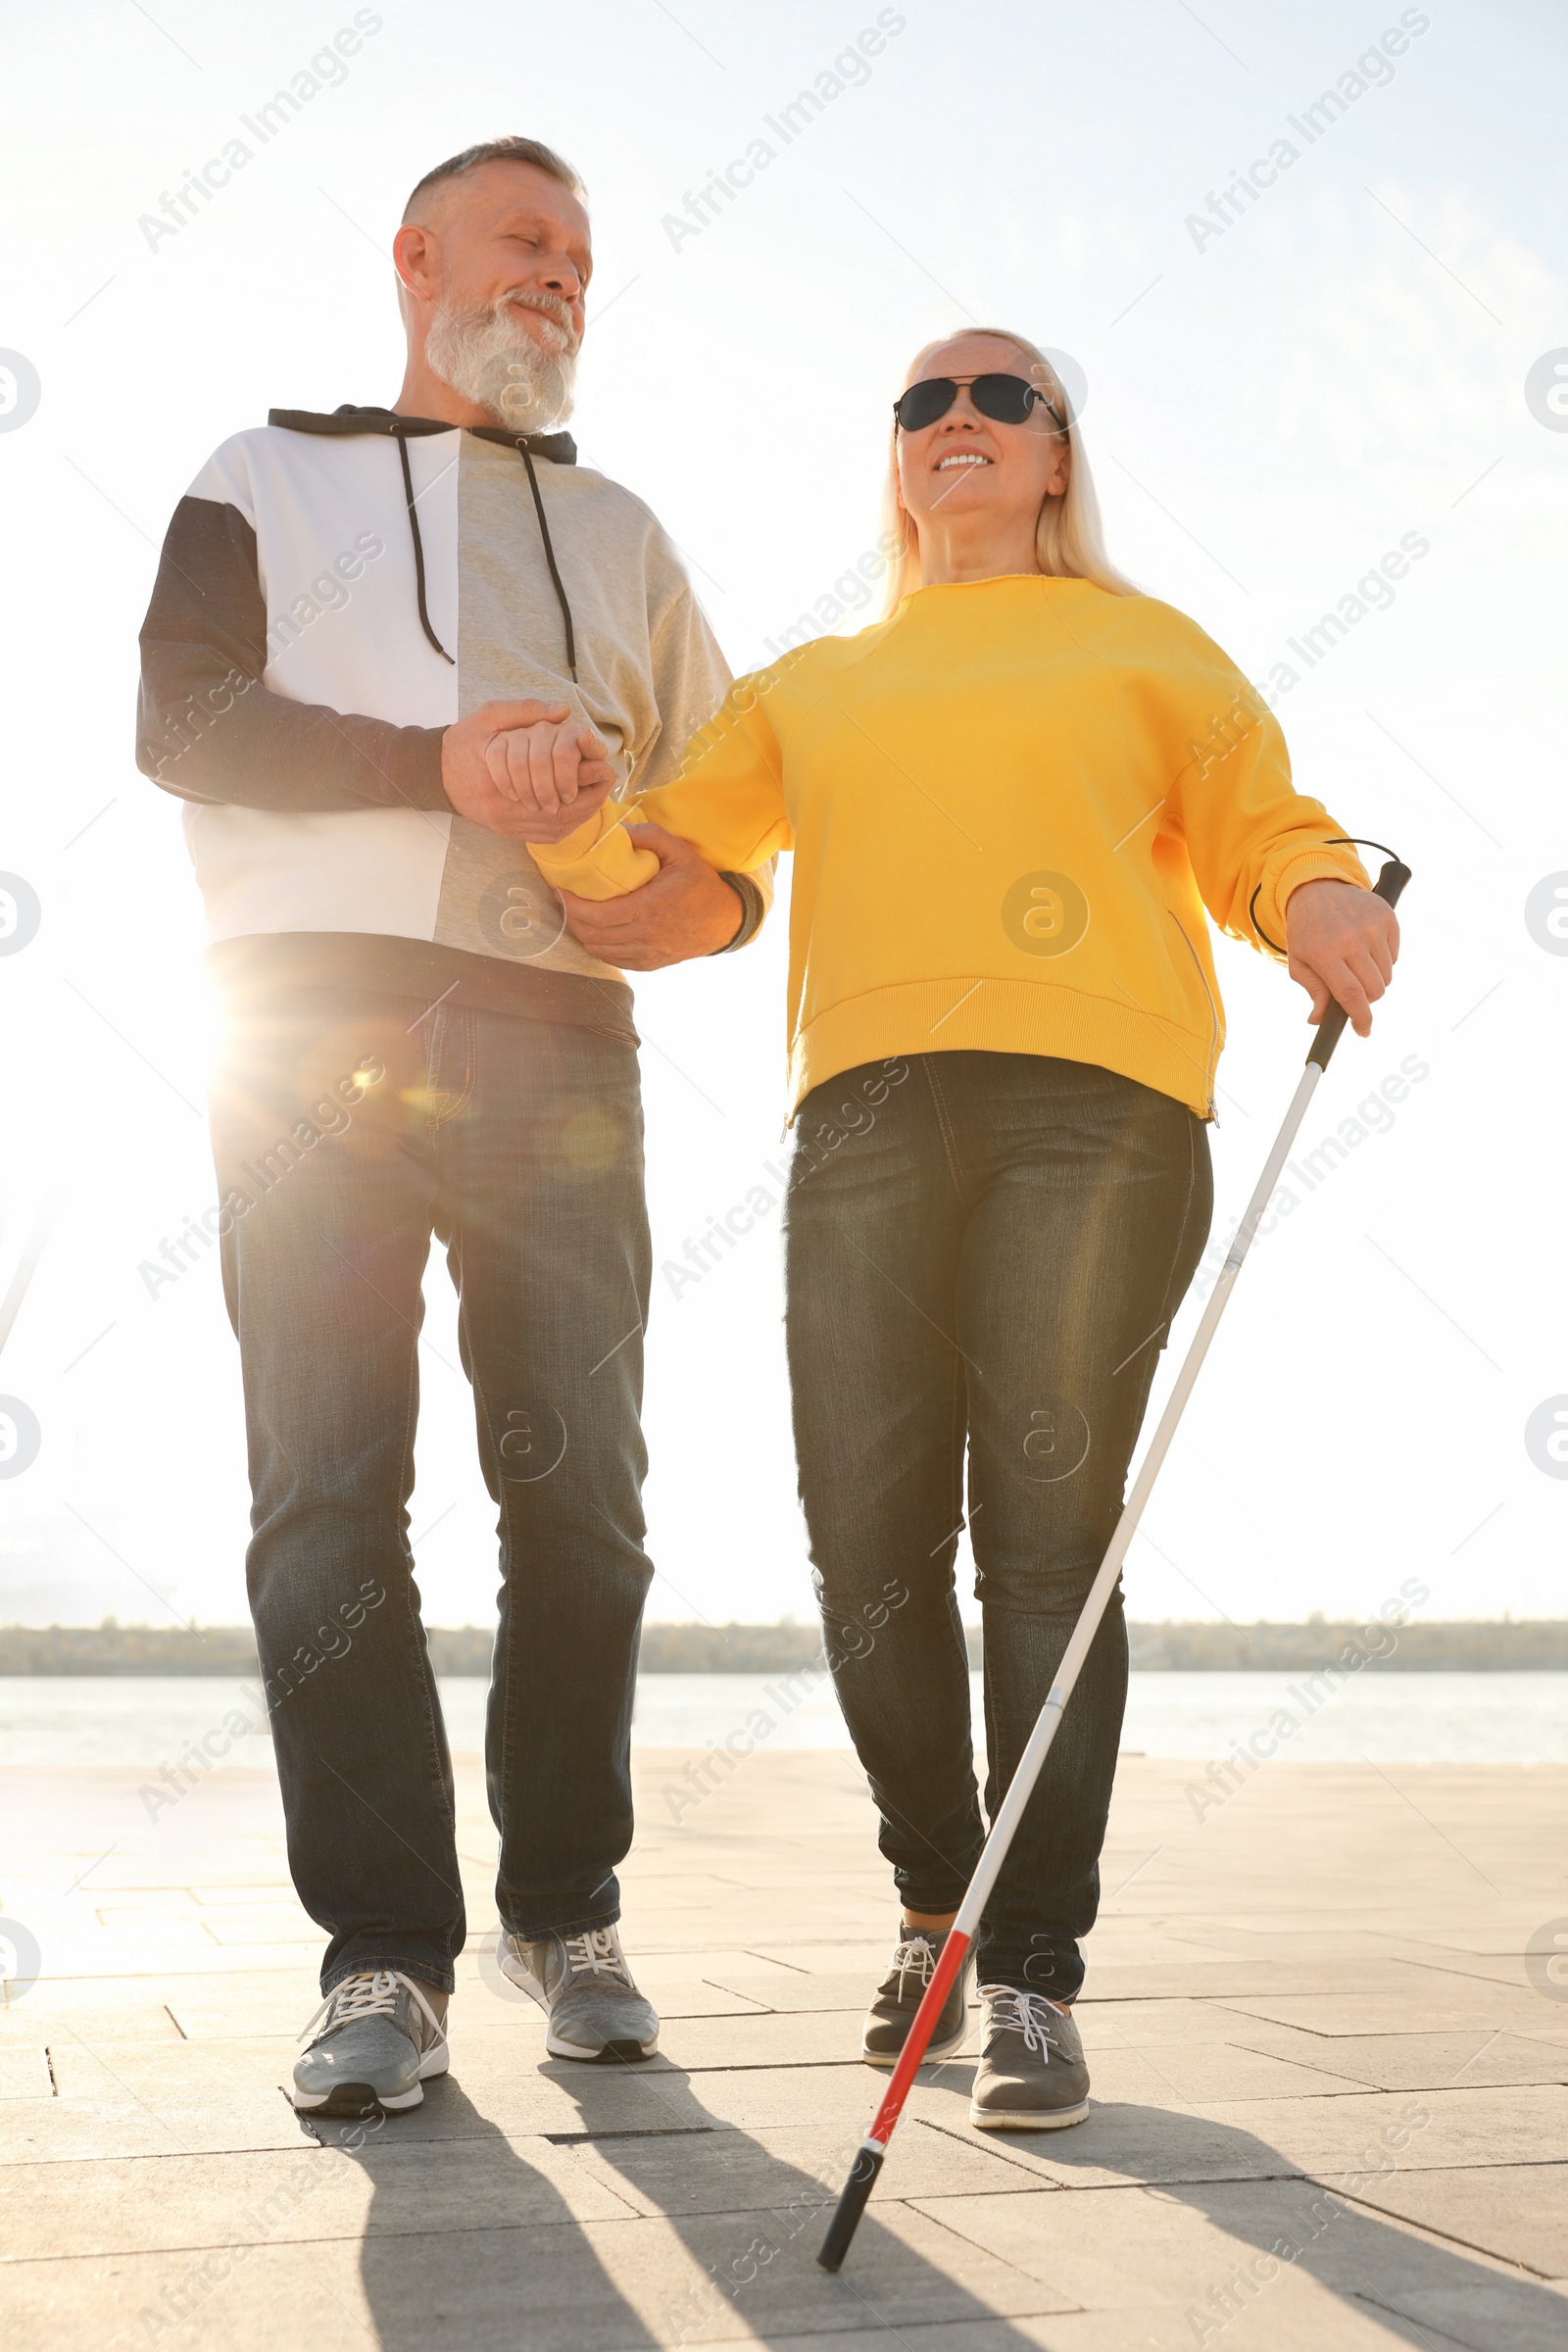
393, 425, 454, 665
392, 424, 578, 686
515, 439, 578, 684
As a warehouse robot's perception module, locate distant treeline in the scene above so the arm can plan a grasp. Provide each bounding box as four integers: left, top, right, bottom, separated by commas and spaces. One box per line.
1125, 1620, 1568, 1670
1, 1619, 1566, 1675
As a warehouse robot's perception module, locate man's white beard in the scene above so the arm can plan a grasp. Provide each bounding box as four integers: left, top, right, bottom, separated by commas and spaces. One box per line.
424, 289, 580, 431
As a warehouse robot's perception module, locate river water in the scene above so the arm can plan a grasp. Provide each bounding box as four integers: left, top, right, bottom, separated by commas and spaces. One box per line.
2, 1671, 1565, 1769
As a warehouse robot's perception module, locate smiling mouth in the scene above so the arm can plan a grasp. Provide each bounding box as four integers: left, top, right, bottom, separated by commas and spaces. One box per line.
935, 452, 993, 470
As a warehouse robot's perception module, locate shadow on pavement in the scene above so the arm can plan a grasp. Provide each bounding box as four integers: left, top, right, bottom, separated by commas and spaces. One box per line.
322, 2047, 1054, 2350
307, 2012, 1559, 2349
912, 2059, 1561, 2349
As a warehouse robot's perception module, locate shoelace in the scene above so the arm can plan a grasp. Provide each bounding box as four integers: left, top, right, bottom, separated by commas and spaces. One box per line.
561, 1927, 633, 1985
299, 1967, 447, 2052
978, 1983, 1068, 2061
887, 1936, 940, 1999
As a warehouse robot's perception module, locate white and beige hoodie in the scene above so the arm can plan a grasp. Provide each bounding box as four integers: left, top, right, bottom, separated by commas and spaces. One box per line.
136, 406, 762, 1030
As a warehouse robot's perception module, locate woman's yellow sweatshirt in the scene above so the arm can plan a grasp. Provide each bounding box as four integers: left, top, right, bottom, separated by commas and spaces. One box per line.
533, 574, 1368, 1118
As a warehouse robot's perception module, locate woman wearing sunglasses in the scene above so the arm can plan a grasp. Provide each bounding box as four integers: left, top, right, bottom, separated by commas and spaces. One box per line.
522, 329, 1397, 2129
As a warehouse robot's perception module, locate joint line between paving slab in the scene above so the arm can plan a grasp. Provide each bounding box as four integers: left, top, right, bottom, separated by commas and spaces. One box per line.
912, 2114, 1083, 2183
1335, 2199, 1564, 2287
43, 2024, 199, 2155
904, 2188, 1094, 2305
1353, 2286, 1501, 2352
1228, 2052, 1453, 2094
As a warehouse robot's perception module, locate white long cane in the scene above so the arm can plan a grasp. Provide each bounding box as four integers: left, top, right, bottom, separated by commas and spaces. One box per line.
817, 850, 1411, 2271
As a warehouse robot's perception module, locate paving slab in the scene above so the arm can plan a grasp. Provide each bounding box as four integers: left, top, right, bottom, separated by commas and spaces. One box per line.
1316, 2160, 1568, 2278
900, 2083, 1568, 2193
2, 2096, 246, 2164
643, 2003, 1378, 2087
747, 1940, 895, 1974
1060, 1958, 1458, 2001
570, 2115, 1053, 2220
722, 2315, 1546, 2352
0, 2200, 1073, 2352
1070, 1995, 1272, 2044
16, 1938, 329, 1981
1211, 1983, 1568, 2035
1218, 2022, 1568, 2092
0, 2045, 53, 2099
160, 1967, 770, 2039
1515, 2017, 1568, 2050
1, 1997, 185, 2041
1342, 2282, 1568, 2352
910, 2174, 1568, 2339
1054, 2033, 1363, 2104
4, 1748, 1565, 2351
698, 1966, 902, 2013
0, 2134, 639, 2259
648, 2005, 874, 2070
594, 1945, 806, 1985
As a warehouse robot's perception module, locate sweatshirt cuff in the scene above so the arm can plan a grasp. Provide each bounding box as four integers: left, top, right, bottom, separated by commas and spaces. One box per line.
1254, 847, 1371, 956
388, 726, 452, 812
532, 806, 610, 868
710, 871, 765, 953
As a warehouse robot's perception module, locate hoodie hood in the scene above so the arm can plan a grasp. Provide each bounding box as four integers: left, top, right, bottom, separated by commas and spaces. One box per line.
268, 406, 578, 668
268, 404, 578, 466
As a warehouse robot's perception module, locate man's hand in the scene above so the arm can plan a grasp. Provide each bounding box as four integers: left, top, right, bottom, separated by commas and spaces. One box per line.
485, 709, 618, 838
558, 823, 744, 969
1285, 877, 1398, 1038
441, 700, 614, 842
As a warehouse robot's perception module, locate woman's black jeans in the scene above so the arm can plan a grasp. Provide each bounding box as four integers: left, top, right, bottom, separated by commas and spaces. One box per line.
784, 1052, 1211, 1998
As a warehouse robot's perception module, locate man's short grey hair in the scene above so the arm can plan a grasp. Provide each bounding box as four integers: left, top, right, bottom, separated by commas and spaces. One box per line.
403, 137, 586, 225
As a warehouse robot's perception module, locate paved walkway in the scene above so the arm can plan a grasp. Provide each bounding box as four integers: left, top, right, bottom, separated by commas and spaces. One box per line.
2, 1745, 1565, 2348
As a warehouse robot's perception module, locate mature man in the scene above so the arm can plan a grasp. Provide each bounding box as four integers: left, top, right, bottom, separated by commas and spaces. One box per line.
136, 138, 761, 2115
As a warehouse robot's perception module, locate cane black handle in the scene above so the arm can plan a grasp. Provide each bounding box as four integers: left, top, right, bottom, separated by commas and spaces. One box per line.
1305, 857, 1412, 1072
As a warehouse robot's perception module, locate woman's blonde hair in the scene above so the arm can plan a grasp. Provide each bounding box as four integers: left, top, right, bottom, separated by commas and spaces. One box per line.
878, 327, 1137, 615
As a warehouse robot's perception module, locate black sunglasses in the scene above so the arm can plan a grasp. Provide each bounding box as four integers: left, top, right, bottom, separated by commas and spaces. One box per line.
892, 372, 1065, 434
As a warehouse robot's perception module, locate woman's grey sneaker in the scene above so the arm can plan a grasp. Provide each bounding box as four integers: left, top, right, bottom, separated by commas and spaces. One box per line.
969, 1984, 1090, 2130
862, 1927, 973, 2068
499, 1924, 660, 2060
292, 1969, 449, 2115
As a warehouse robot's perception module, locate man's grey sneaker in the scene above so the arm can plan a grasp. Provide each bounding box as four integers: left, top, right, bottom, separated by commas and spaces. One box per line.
862, 1927, 973, 2069
292, 1969, 449, 2116
498, 1924, 660, 2061
969, 1984, 1091, 2130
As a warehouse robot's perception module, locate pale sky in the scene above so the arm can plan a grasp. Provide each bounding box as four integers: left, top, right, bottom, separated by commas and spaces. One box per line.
1, 0, 1565, 1634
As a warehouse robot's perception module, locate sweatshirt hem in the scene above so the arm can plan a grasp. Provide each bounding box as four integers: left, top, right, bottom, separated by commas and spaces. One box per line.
788, 980, 1216, 1121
